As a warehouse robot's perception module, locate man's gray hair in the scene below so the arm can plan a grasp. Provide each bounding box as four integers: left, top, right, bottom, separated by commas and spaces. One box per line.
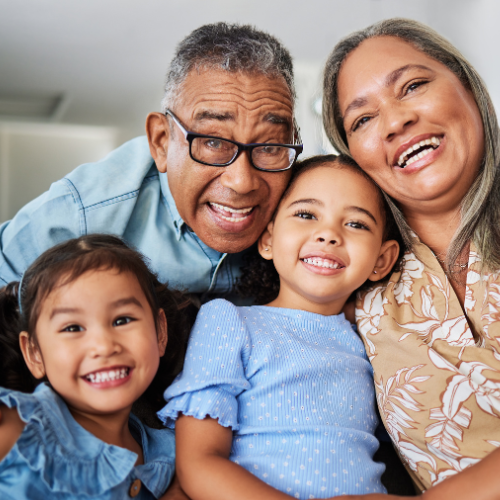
161, 22, 296, 112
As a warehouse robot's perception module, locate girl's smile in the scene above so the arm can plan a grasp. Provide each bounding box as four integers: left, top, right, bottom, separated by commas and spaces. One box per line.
26, 268, 167, 418
259, 164, 399, 315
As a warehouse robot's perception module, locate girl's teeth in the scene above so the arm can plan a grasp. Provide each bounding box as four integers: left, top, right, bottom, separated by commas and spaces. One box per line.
86, 368, 129, 384
303, 258, 341, 269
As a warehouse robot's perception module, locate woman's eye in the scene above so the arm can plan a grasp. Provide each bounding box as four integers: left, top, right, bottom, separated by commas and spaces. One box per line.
62, 324, 83, 333
113, 316, 134, 327
405, 80, 427, 95
346, 221, 369, 230
294, 211, 315, 220
353, 116, 371, 131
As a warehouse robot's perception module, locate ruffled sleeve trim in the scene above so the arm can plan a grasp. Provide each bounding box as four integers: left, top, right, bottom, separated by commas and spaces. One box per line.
0, 384, 137, 496
157, 387, 240, 431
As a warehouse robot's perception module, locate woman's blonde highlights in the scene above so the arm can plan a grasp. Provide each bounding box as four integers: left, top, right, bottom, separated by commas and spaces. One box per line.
323, 18, 500, 271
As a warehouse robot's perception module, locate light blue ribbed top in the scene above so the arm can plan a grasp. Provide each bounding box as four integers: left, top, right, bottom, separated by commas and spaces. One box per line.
159, 299, 385, 498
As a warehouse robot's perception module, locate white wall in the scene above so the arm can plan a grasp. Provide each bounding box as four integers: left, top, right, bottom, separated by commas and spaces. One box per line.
0, 122, 117, 223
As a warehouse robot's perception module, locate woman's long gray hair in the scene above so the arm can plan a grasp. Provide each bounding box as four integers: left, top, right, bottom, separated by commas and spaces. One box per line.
323, 18, 500, 272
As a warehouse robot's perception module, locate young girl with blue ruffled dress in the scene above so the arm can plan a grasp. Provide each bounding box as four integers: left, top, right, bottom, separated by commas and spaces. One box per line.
158, 155, 404, 500
0, 235, 190, 499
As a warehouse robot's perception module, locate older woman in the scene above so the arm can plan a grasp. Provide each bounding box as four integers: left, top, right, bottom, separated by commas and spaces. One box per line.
323, 19, 500, 499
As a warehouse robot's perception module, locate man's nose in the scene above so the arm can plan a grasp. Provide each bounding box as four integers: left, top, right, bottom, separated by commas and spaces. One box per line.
219, 152, 261, 194
382, 102, 419, 141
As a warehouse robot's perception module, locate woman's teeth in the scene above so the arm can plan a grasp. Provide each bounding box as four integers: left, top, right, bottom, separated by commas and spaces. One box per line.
85, 368, 129, 383
303, 257, 342, 269
210, 202, 253, 222
397, 136, 441, 168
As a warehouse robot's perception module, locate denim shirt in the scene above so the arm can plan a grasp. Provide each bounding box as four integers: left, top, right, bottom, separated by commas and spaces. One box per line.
0, 136, 247, 295
0, 383, 175, 499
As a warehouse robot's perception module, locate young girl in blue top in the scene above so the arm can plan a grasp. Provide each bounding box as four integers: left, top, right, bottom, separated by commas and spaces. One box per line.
159, 155, 404, 500
0, 235, 191, 499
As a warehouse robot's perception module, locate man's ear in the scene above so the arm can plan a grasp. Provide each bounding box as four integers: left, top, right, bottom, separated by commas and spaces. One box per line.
258, 221, 274, 261
369, 240, 400, 282
146, 112, 171, 173
19, 332, 46, 379
157, 309, 168, 357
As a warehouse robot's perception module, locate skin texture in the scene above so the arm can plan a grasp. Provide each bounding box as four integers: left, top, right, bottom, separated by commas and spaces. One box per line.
146, 69, 294, 254
337, 36, 484, 277
174, 164, 400, 500
259, 165, 399, 315
335, 36, 500, 500
0, 269, 167, 465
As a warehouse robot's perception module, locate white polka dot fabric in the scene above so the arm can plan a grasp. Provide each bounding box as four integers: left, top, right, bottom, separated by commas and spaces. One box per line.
158, 299, 385, 498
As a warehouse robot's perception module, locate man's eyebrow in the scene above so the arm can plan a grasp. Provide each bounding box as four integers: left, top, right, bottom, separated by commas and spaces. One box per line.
287, 198, 324, 209
343, 64, 433, 119
264, 112, 292, 129
193, 110, 235, 122
346, 206, 378, 224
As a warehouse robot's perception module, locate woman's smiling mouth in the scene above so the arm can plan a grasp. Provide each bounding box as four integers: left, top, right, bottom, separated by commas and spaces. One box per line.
393, 134, 444, 169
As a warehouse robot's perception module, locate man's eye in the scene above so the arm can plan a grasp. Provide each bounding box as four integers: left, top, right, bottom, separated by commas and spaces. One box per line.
62, 324, 83, 333
114, 316, 134, 327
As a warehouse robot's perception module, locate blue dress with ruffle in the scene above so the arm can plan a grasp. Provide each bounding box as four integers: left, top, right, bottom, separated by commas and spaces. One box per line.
0, 383, 175, 499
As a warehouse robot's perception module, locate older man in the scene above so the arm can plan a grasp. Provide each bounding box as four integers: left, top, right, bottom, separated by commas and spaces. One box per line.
0, 23, 301, 296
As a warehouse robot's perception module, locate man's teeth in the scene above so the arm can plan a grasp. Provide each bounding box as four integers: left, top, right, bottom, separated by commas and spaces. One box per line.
85, 368, 129, 384
210, 202, 253, 222
303, 257, 342, 269
397, 137, 441, 168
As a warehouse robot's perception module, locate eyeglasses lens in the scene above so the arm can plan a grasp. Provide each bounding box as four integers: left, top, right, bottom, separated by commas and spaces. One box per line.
191, 137, 238, 165
252, 145, 296, 171
191, 137, 295, 170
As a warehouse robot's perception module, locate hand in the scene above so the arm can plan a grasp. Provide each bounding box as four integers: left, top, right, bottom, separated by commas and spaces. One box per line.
159, 474, 191, 500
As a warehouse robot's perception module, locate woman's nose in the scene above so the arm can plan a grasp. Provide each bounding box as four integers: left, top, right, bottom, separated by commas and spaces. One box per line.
382, 102, 419, 141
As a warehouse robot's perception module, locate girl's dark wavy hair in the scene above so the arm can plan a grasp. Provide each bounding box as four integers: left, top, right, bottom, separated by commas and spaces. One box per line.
0, 235, 192, 420
237, 154, 405, 304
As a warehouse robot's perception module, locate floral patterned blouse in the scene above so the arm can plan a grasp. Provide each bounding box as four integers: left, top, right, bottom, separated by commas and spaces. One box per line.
356, 236, 500, 491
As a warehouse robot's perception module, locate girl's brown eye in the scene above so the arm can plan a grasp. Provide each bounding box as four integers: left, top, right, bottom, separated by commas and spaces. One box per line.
62, 324, 83, 332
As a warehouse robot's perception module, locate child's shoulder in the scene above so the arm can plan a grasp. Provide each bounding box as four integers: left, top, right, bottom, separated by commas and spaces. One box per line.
0, 403, 25, 461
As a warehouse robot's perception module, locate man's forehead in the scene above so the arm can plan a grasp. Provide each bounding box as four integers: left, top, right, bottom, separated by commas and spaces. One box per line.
178, 68, 294, 120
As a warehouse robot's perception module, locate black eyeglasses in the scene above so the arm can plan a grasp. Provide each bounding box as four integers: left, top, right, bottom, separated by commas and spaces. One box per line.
165, 109, 303, 172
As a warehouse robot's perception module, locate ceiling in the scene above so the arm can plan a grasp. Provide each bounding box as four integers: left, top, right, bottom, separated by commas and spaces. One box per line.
0, 0, 497, 143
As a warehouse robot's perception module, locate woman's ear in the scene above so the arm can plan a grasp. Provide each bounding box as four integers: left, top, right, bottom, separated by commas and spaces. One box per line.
19, 332, 46, 379
157, 309, 168, 357
146, 112, 171, 173
258, 221, 274, 261
369, 240, 400, 282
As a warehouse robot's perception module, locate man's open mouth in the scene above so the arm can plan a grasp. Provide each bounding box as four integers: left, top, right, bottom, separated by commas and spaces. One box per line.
209, 202, 255, 222
83, 367, 130, 384
301, 257, 345, 270
396, 136, 441, 168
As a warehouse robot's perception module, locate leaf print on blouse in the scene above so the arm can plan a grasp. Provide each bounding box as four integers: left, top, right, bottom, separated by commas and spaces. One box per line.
397, 271, 475, 348
393, 252, 425, 305
356, 284, 389, 360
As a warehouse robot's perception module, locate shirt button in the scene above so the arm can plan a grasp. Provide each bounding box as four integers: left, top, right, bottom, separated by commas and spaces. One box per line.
129, 478, 142, 497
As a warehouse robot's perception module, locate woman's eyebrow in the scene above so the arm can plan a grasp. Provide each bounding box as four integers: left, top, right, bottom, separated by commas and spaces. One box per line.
286, 198, 323, 209
346, 206, 378, 224
343, 64, 433, 119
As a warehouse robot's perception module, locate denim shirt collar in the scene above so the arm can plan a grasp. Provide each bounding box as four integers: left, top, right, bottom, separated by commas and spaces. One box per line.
159, 171, 185, 241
